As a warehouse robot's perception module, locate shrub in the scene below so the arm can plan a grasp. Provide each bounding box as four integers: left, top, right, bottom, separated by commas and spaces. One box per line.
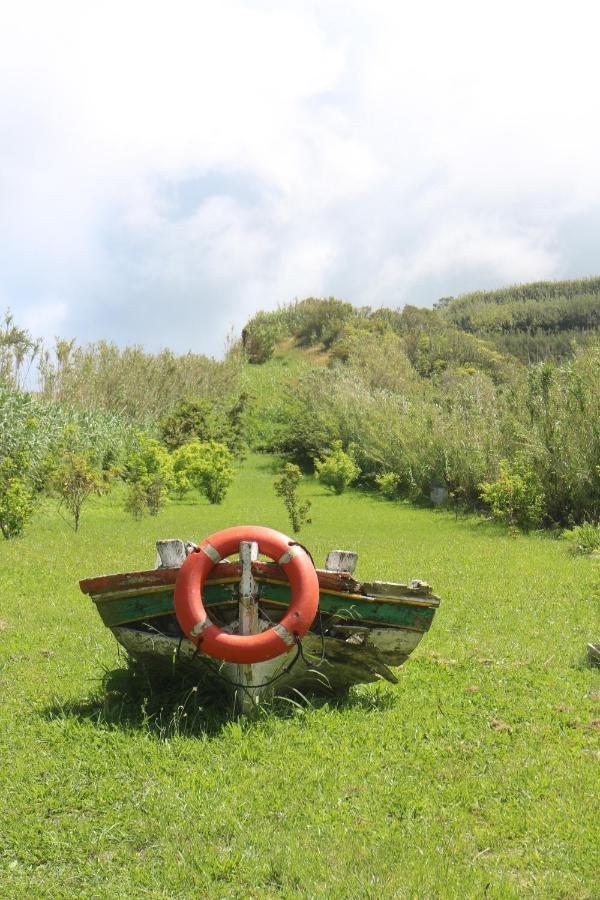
561, 522, 600, 554
0, 456, 34, 539
273, 463, 311, 533
242, 319, 277, 364
479, 457, 545, 531
376, 472, 401, 500
124, 482, 148, 520
315, 441, 359, 495
172, 440, 234, 505
52, 451, 105, 531
124, 435, 175, 518
160, 399, 224, 451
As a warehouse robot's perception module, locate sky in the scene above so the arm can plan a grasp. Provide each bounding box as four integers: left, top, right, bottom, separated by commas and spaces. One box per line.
1, 0, 599, 356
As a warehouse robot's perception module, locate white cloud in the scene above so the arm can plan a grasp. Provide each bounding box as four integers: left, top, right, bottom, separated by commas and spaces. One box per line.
1, 0, 599, 353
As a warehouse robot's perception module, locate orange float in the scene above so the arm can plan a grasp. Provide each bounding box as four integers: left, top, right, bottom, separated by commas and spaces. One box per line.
174, 525, 319, 663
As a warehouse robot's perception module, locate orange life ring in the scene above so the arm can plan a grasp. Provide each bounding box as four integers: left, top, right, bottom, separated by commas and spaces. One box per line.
174, 525, 319, 664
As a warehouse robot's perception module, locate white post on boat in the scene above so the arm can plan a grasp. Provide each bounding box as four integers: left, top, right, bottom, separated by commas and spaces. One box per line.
238, 540, 259, 714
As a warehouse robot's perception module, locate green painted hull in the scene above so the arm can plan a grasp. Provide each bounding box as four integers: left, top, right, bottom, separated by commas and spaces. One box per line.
87, 575, 438, 634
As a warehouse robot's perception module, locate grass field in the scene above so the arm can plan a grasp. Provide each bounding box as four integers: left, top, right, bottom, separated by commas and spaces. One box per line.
1, 454, 598, 898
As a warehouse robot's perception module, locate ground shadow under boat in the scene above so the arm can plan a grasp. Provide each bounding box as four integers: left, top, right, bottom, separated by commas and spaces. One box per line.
43, 657, 399, 738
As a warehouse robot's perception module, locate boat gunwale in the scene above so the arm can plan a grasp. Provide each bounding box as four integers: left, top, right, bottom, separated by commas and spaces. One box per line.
79, 561, 437, 600
86, 577, 440, 609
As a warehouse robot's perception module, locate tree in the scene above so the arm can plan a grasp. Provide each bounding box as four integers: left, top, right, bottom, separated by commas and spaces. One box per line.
315, 441, 359, 494
0, 310, 40, 390
479, 457, 545, 531
124, 435, 175, 517
0, 455, 33, 539
242, 321, 276, 363
159, 398, 224, 451
53, 451, 105, 531
172, 440, 234, 504
274, 463, 311, 533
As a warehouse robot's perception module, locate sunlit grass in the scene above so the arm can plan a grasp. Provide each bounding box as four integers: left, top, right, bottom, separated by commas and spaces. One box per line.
0, 455, 598, 897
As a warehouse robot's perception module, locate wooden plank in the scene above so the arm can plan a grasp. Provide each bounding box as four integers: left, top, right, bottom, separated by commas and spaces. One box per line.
92, 579, 437, 630
325, 550, 358, 574
80, 561, 367, 597
238, 541, 259, 714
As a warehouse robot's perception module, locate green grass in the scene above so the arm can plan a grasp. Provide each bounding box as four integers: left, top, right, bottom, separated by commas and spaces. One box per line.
1, 454, 598, 898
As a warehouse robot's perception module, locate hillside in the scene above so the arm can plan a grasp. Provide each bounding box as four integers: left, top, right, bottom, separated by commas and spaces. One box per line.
238, 282, 600, 525
242, 277, 600, 369
438, 276, 600, 362
2, 276, 600, 533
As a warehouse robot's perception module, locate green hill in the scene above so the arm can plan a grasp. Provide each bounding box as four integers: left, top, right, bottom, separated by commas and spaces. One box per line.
242, 277, 600, 369
438, 276, 600, 362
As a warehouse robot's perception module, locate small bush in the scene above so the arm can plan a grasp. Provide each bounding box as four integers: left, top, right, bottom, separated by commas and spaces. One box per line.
124, 482, 148, 520
273, 463, 311, 533
562, 522, 600, 554
479, 457, 545, 531
376, 472, 401, 500
160, 399, 223, 452
315, 441, 359, 495
0, 456, 33, 539
242, 320, 276, 364
124, 435, 175, 518
172, 440, 234, 505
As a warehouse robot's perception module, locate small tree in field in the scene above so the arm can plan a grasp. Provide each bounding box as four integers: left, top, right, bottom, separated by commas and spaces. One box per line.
479, 457, 545, 532
53, 451, 105, 531
274, 463, 311, 533
0, 455, 33, 539
315, 441, 359, 494
172, 440, 234, 504
124, 435, 175, 518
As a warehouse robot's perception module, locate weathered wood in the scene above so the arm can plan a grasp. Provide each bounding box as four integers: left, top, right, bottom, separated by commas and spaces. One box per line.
325, 550, 358, 575
90, 579, 438, 631
81, 563, 439, 606
156, 539, 188, 568
238, 541, 260, 714
109, 626, 410, 696
362, 579, 434, 599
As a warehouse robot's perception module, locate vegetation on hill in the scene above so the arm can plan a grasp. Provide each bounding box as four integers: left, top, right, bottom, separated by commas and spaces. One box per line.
438, 276, 600, 362
2, 274, 600, 536
239, 286, 600, 528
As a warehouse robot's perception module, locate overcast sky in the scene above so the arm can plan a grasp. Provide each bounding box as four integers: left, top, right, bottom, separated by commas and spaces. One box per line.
1, 1, 599, 356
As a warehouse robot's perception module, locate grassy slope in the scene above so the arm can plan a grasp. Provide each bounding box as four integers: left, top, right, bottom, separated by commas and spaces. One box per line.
1, 455, 598, 898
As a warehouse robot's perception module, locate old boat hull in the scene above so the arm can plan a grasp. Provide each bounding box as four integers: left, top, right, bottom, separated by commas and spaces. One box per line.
80, 544, 440, 707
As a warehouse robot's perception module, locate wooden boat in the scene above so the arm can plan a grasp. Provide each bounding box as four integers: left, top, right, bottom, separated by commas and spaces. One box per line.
80, 529, 440, 713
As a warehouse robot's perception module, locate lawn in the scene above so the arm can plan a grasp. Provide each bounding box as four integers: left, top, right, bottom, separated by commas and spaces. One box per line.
0, 454, 598, 898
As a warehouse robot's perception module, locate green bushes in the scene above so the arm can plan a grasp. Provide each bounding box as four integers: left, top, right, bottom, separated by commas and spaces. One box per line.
376, 472, 401, 500
124, 436, 175, 517
315, 441, 359, 494
0, 456, 33, 539
267, 343, 600, 530
172, 440, 234, 505
160, 399, 225, 451
561, 521, 600, 554
242, 314, 278, 363
159, 396, 248, 457
479, 458, 546, 531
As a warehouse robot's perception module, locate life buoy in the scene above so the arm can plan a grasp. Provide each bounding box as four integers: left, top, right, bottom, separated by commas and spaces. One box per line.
174, 525, 319, 664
